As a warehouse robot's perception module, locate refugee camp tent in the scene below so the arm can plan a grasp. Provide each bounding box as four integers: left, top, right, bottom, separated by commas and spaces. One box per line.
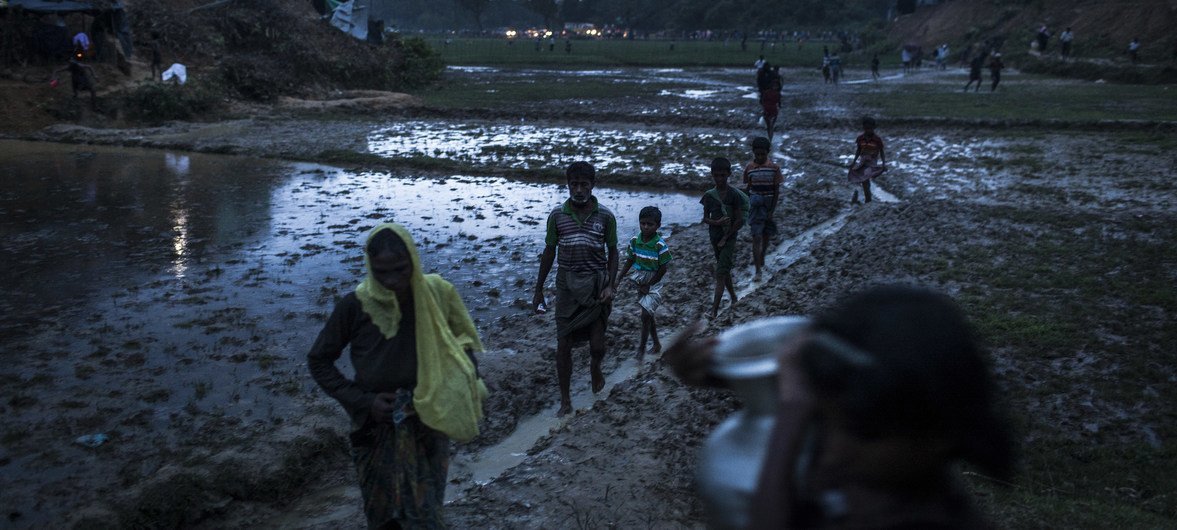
1, 0, 133, 62
314, 0, 393, 43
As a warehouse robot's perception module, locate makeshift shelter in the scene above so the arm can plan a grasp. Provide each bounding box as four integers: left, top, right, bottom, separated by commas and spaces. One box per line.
313, 0, 393, 43
1, 0, 132, 65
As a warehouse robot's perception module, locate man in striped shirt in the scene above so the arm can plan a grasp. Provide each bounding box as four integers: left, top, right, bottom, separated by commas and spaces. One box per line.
533, 161, 619, 416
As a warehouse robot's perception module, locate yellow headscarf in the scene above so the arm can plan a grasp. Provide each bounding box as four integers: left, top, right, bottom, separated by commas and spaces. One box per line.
355, 223, 488, 442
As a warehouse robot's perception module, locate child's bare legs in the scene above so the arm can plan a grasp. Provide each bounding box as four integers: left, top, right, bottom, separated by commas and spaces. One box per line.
555, 337, 573, 416
711, 272, 725, 318
649, 315, 661, 354
862, 181, 872, 203
589, 318, 606, 394
765, 115, 776, 140
712, 272, 738, 318
638, 308, 651, 360
752, 234, 764, 276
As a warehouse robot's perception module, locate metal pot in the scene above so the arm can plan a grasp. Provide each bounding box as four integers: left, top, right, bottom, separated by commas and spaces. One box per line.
696, 316, 810, 529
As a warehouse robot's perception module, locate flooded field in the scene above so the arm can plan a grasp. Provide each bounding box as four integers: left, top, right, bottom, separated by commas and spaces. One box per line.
0, 139, 702, 526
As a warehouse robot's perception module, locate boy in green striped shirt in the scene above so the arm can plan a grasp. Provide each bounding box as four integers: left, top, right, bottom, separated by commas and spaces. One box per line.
614, 206, 672, 361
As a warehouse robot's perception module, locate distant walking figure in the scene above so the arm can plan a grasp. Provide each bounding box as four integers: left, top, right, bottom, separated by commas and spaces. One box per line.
149, 31, 163, 81
1059, 27, 1074, 57
1128, 38, 1141, 64
52, 54, 98, 109
1036, 24, 1051, 53
963, 54, 984, 92
988, 52, 1004, 91
848, 116, 887, 204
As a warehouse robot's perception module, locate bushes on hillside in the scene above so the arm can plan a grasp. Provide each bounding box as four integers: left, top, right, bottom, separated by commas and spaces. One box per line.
1018, 55, 1177, 84
119, 79, 221, 122
130, 0, 444, 102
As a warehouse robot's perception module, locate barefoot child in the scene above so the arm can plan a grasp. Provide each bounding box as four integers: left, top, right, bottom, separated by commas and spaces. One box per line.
615, 206, 672, 361
847, 116, 887, 204
760, 78, 782, 140
701, 157, 748, 318
743, 136, 783, 278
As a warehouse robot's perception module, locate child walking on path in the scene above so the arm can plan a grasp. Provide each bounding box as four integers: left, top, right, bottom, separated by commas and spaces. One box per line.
701, 157, 749, 318
614, 206, 672, 361
743, 136, 783, 278
760, 78, 782, 140
848, 116, 887, 204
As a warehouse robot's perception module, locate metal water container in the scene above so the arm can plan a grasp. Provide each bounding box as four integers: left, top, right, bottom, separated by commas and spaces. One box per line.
696, 316, 810, 529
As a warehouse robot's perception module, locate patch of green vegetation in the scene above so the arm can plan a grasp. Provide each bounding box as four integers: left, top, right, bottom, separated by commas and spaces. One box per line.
1018, 54, 1177, 85
433, 37, 828, 68
972, 442, 1177, 525
74, 364, 96, 379
193, 381, 211, 400
138, 388, 171, 404
2, 430, 30, 445
849, 82, 1177, 123
119, 80, 222, 123
255, 354, 282, 370
891, 203, 1177, 527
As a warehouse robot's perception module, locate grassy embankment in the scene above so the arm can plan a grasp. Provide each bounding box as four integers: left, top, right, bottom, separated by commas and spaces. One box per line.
844, 80, 1177, 123
897, 202, 1177, 527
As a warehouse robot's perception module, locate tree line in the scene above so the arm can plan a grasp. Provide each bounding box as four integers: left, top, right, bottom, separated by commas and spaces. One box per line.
391, 0, 894, 33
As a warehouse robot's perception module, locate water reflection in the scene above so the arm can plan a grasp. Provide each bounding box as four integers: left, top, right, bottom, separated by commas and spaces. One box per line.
366, 120, 742, 176
0, 141, 280, 336
0, 142, 707, 526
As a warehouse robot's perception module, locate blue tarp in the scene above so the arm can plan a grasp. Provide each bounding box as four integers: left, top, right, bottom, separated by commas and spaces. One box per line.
1, 0, 125, 13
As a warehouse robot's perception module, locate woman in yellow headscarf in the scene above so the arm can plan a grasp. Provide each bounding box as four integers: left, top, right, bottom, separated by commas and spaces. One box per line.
308, 223, 487, 529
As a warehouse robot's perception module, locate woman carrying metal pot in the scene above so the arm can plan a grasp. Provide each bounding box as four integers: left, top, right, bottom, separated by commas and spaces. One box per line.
663, 285, 1016, 529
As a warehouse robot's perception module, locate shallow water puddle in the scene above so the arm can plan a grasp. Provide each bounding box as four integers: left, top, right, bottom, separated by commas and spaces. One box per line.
0, 140, 702, 523
448, 356, 644, 498
366, 120, 742, 175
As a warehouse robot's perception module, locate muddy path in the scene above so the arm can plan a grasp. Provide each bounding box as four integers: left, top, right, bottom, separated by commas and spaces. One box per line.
2, 66, 1175, 528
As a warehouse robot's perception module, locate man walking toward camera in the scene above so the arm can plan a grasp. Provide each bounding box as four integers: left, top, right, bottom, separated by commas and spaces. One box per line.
533, 162, 618, 416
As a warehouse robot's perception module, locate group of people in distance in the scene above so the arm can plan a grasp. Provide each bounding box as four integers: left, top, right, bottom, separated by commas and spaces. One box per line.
963, 49, 1005, 92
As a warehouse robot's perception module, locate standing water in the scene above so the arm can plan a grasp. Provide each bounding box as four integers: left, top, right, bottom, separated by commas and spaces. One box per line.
0, 139, 702, 526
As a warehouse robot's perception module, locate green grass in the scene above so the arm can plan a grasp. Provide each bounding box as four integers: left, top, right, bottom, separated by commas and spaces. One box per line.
433, 37, 829, 67
974, 442, 1177, 526
846, 81, 1177, 123
891, 203, 1177, 527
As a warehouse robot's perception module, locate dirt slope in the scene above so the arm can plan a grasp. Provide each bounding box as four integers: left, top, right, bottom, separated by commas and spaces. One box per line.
890, 0, 1177, 60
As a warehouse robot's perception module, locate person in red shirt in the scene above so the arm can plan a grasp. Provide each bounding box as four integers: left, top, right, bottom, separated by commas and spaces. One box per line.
760, 78, 782, 141
847, 116, 886, 204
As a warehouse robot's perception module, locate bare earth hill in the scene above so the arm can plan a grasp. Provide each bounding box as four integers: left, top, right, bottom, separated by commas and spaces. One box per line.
890, 0, 1177, 62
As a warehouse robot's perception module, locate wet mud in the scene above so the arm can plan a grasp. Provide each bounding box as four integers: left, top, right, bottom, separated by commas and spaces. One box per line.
1, 66, 1174, 528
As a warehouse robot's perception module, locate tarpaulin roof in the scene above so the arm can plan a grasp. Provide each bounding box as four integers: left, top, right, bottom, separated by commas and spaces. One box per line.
1, 0, 124, 13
